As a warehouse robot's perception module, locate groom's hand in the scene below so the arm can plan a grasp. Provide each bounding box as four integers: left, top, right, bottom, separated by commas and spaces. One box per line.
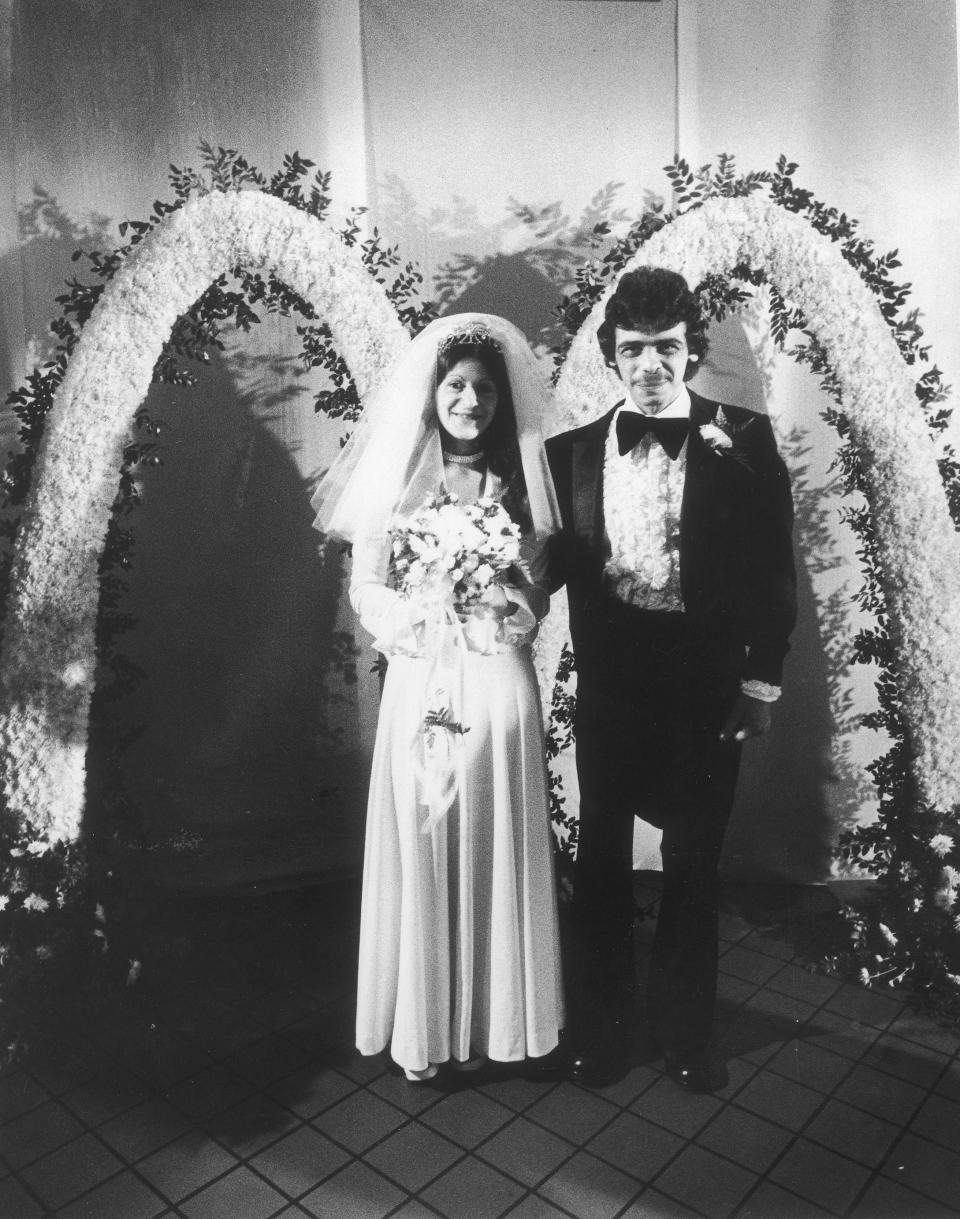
719, 693, 771, 743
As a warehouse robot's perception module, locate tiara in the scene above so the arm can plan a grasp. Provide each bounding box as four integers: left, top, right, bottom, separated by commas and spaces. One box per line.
437, 323, 502, 357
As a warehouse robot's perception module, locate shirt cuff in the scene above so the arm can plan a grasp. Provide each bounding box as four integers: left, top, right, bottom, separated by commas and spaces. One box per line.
740, 678, 781, 703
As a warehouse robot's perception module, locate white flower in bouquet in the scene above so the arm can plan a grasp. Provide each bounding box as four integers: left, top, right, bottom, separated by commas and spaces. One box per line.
392, 491, 521, 613
474, 562, 496, 589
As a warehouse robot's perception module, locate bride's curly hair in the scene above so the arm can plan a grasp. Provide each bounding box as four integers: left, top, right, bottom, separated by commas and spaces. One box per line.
435, 339, 532, 534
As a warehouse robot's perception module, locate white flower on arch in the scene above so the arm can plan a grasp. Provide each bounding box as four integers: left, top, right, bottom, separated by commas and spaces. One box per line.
538, 193, 960, 814
0, 189, 408, 841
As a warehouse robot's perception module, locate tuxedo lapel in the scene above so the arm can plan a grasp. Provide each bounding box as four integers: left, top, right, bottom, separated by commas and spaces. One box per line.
571, 407, 617, 547
681, 391, 719, 523
679, 390, 724, 608
684, 391, 718, 465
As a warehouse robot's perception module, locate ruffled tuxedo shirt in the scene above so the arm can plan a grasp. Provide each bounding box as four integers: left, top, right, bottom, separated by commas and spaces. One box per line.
603, 388, 690, 613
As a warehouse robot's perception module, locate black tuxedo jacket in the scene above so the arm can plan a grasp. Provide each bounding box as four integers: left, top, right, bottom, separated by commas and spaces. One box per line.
545, 390, 796, 688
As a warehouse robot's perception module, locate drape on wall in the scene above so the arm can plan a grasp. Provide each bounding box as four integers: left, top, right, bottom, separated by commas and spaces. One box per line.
1, 0, 957, 886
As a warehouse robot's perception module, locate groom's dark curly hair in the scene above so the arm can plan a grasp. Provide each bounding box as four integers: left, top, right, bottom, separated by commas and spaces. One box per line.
597, 266, 708, 380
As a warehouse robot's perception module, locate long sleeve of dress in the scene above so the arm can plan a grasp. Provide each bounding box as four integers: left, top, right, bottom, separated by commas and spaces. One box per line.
493, 533, 550, 647
349, 534, 427, 656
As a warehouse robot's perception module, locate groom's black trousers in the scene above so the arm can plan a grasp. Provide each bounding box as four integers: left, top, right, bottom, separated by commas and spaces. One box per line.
569, 604, 743, 1057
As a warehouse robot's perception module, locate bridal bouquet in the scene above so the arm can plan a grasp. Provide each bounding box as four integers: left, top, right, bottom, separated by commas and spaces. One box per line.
391, 491, 522, 613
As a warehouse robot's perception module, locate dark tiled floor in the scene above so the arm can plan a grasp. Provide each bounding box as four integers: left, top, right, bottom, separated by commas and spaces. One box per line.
2, 877, 959, 1218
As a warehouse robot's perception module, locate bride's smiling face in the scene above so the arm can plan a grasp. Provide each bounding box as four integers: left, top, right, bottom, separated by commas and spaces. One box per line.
435, 358, 499, 451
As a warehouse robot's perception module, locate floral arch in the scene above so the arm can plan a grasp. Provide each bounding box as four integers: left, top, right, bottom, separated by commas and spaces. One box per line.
537, 193, 960, 818
0, 189, 409, 842
3, 185, 960, 854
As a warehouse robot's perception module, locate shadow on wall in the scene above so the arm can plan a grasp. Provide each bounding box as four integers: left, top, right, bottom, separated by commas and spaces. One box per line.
725, 426, 848, 884
440, 252, 561, 347
114, 352, 368, 891
379, 172, 639, 351
693, 314, 853, 882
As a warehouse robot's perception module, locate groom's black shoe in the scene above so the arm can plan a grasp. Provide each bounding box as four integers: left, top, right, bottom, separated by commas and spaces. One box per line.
566, 1016, 633, 1087
567, 1042, 628, 1087
663, 1050, 727, 1095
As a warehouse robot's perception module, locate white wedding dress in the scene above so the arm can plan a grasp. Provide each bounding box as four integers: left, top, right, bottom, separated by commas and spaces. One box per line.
349, 502, 564, 1072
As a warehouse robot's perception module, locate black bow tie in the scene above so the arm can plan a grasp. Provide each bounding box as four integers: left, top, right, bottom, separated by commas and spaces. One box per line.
616, 412, 688, 460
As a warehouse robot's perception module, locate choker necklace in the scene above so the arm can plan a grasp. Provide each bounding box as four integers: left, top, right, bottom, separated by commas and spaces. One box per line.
442, 449, 486, 466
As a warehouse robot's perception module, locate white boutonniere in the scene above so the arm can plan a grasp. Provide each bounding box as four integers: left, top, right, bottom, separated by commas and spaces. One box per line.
699, 422, 733, 453
699, 408, 755, 469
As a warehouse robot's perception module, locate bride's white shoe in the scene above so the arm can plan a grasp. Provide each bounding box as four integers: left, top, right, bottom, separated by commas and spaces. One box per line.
450, 1052, 485, 1073
403, 1064, 439, 1082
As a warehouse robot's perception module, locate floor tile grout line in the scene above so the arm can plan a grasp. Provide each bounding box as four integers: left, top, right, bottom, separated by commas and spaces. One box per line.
477, 1080, 651, 1218
498, 1177, 593, 1219
1, 1154, 51, 1216
732, 1169, 835, 1219
533, 1075, 720, 1218
24, 1031, 916, 1219
515, 1058, 771, 1193
417, 1103, 517, 1154
725, 1034, 912, 1219
618, 1170, 716, 1219
470, 1105, 583, 1196
8, 893, 960, 1219
299, 1080, 517, 1205
128, 1041, 379, 1171
15, 1127, 184, 1219
716, 1053, 887, 1203
371, 1073, 605, 1205
839, 1107, 960, 1219
356, 1131, 476, 1205
1, 1072, 80, 1128
627, 1092, 759, 1219
0, 1061, 861, 1213
877, 1020, 960, 1061
731, 1047, 902, 1219
591, 985, 883, 1214
10, 1048, 386, 1213
863, 1030, 960, 1094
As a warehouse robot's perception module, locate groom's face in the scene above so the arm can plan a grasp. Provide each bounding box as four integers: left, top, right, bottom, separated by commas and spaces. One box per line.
613, 321, 690, 415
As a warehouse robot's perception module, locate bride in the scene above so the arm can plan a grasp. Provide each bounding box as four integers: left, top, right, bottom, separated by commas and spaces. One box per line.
312, 314, 564, 1080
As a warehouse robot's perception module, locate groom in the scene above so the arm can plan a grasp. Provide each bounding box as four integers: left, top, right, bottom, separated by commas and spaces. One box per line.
546, 267, 796, 1092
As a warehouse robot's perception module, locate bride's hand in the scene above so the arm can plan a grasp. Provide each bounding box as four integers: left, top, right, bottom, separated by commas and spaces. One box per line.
481, 583, 517, 621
